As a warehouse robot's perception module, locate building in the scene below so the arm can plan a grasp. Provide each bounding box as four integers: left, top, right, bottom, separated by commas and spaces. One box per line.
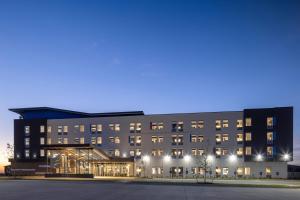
9, 106, 293, 178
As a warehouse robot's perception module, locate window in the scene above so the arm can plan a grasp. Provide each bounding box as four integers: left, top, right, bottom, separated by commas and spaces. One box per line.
63, 126, 68, 133
245, 147, 252, 155
152, 136, 164, 143
115, 136, 120, 144
191, 121, 197, 128
97, 137, 102, 144
222, 134, 229, 141
40, 149, 45, 157
91, 137, 96, 145
222, 168, 229, 175
191, 120, 204, 129
237, 167, 243, 176
216, 134, 221, 143
80, 125, 85, 133
215, 167, 221, 175
236, 148, 243, 156
245, 167, 251, 176
222, 120, 229, 128
191, 135, 197, 143
130, 123, 135, 132
57, 126, 63, 134
63, 138, 68, 144
58, 138, 62, 144
245, 132, 252, 141
266, 167, 272, 175
158, 136, 164, 143
109, 124, 120, 131
237, 120, 243, 129
198, 135, 204, 142
245, 118, 252, 127
151, 149, 157, 156
267, 117, 274, 128
136, 149, 142, 157
114, 149, 120, 157
215, 148, 222, 156
215, 120, 221, 129
130, 123, 142, 133
129, 150, 135, 157
47, 138, 52, 145
40, 137, 45, 145
222, 149, 228, 156
267, 132, 273, 142
198, 149, 204, 156
267, 146, 273, 156
135, 136, 142, 145
236, 133, 243, 142
47, 126, 52, 133
25, 150, 30, 158
91, 124, 97, 133
24, 126, 30, 135
150, 122, 164, 130
129, 136, 135, 145
172, 121, 183, 132
192, 148, 197, 156
40, 125, 45, 133
80, 137, 85, 144
97, 124, 102, 132
74, 138, 79, 143
25, 138, 30, 147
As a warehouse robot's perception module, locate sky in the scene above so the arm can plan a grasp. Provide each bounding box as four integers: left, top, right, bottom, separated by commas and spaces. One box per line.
0, 0, 300, 168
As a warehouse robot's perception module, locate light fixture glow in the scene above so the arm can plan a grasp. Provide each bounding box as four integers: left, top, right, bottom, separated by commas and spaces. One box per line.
163, 155, 171, 162
207, 155, 214, 162
122, 153, 127, 158
256, 154, 263, 161
142, 155, 150, 162
229, 154, 237, 162
283, 154, 290, 161
184, 155, 191, 162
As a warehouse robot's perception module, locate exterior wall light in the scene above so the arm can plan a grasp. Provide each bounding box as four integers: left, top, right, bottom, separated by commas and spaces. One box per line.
256, 154, 263, 161
142, 155, 150, 162
183, 155, 191, 162
163, 155, 171, 162
122, 153, 127, 158
283, 153, 290, 161
207, 155, 214, 162
229, 154, 237, 162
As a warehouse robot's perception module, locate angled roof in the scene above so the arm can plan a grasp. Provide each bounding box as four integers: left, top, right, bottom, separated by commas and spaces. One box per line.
9, 107, 144, 120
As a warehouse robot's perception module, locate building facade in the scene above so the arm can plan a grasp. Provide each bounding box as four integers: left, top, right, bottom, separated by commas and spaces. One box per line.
9, 106, 293, 178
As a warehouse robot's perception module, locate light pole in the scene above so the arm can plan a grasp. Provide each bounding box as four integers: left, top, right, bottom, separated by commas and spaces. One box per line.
163, 155, 171, 178
142, 155, 150, 178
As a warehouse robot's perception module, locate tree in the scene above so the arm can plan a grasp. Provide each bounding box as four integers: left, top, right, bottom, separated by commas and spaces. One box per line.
6, 143, 14, 177
194, 153, 213, 183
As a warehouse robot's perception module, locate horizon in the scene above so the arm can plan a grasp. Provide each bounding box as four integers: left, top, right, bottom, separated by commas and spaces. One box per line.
0, 0, 300, 168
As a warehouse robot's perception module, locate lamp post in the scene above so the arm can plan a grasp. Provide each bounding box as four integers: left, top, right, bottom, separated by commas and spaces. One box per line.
163, 155, 171, 178
142, 155, 150, 178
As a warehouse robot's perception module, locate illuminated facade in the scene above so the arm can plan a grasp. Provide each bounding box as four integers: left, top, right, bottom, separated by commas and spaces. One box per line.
10, 106, 293, 178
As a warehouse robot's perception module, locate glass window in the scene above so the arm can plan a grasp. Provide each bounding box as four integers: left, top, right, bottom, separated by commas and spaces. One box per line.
267, 117, 274, 127
266, 167, 272, 175
222, 120, 229, 128
63, 126, 68, 133
25, 138, 30, 147
136, 136, 142, 144
267, 146, 273, 156
216, 134, 221, 143
215, 120, 221, 129
80, 125, 85, 133
215, 167, 221, 175
129, 123, 135, 132
40, 149, 45, 157
151, 149, 157, 156
129, 150, 135, 157
91, 124, 97, 133
191, 121, 197, 128
245, 167, 251, 176
222, 149, 228, 156
58, 138, 62, 144
97, 124, 102, 132
267, 132, 273, 141
215, 148, 222, 156
245, 147, 252, 155
57, 126, 63, 134
222, 168, 229, 175
25, 150, 30, 158
97, 137, 102, 144
91, 137, 96, 144
237, 167, 243, 176
245, 132, 252, 141
115, 124, 120, 131
63, 138, 68, 144
245, 118, 252, 127
191, 135, 197, 143
152, 136, 158, 143
80, 137, 85, 144
24, 126, 30, 134
115, 136, 120, 144
236, 148, 243, 156
158, 136, 164, 143
222, 134, 229, 141
114, 149, 120, 157
236, 133, 243, 142
198, 135, 204, 142
192, 148, 197, 156
198, 149, 204, 156
40, 125, 45, 133
136, 149, 141, 156
237, 120, 243, 128
47, 126, 52, 133
40, 137, 45, 145
47, 138, 52, 145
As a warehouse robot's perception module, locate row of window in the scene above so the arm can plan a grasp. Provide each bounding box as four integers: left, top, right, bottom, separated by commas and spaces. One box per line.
24, 116, 276, 136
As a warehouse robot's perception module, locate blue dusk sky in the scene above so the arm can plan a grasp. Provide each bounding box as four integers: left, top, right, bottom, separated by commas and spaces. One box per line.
0, 0, 299, 165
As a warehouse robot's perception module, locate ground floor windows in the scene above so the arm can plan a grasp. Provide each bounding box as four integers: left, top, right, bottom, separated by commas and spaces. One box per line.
244, 167, 251, 176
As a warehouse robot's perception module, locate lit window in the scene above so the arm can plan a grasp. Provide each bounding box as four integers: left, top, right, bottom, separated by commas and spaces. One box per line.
267, 132, 273, 142
80, 125, 85, 133
198, 135, 204, 142
63, 138, 68, 144
91, 137, 96, 144
237, 120, 243, 129
245, 118, 252, 127
109, 124, 120, 131
172, 121, 183, 132
40, 149, 45, 157
25, 138, 30, 147
222, 149, 228, 156
40, 126, 45, 133
115, 136, 120, 144
267, 117, 274, 128
114, 149, 120, 157
151, 149, 157, 156
215, 167, 221, 175
136, 123, 142, 132
57, 126, 63, 134
222, 168, 229, 175
97, 124, 102, 132
40, 137, 45, 145
236, 133, 243, 142
129, 136, 135, 145
136, 149, 142, 156
245, 147, 252, 155
25, 150, 30, 158
129, 150, 135, 157
237, 167, 243, 176
80, 137, 85, 144
216, 134, 221, 143
97, 137, 102, 144
136, 136, 142, 145
191, 135, 197, 143
151, 122, 164, 130
222, 134, 229, 141
58, 138, 62, 144
215, 148, 222, 156
245, 132, 252, 141
130, 123, 142, 132
236, 148, 243, 156
245, 167, 251, 176
24, 126, 30, 135
152, 136, 158, 143
222, 120, 229, 128
47, 126, 52, 133
215, 120, 221, 129
91, 124, 97, 133
158, 136, 164, 143
192, 148, 197, 156
47, 138, 52, 145
267, 146, 273, 156
63, 126, 68, 133
266, 167, 272, 175
198, 149, 204, 156
152, 167, 156, 175
129, 123, 135, 132
191, 121, 197, 128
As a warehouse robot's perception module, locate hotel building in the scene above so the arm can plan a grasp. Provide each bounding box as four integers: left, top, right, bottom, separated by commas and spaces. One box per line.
9, 106, 293, 178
